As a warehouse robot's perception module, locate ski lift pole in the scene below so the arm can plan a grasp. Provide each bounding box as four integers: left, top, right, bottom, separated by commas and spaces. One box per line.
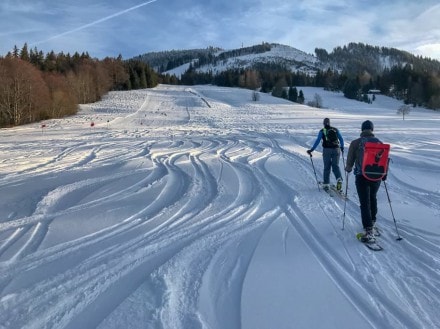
308, 153, 320, 191
383, 180, 403, 241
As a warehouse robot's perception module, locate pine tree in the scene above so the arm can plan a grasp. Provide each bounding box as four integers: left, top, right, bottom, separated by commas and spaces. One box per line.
20, 43, 30, 62
12, 45, 19, 58
343, 78, 360, 100
297, 90, 305, 104
288, 86, 298, 102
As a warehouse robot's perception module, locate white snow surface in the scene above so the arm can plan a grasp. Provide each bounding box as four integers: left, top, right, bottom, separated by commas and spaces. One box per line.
0, 85, 439, 329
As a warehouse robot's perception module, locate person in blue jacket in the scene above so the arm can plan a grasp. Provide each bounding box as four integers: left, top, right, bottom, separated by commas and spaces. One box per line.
307, 118, 344, 191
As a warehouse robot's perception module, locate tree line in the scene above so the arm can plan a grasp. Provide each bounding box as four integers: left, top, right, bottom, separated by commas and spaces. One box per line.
162, 60, 440, 109
0, 43, 159, 127
316, 43, 440, 109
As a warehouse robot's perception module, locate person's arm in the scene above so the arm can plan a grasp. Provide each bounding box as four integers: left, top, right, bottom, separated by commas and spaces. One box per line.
337, 130, 344, 151
308, 130, 323, 152
345, 139, 358, 172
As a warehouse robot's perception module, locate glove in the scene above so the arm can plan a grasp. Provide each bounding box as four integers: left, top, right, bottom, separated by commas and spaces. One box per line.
382, 174, 387, 181
341, 147, 344, 153
345, 166, 352, 173
307, 149, 313, 156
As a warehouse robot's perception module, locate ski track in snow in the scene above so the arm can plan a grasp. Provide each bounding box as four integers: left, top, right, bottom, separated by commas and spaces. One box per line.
0, 85, 439, 329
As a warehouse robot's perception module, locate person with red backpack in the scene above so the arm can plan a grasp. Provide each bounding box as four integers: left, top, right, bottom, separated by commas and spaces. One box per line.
307, 118, 344, 191
345, 120, 389, 244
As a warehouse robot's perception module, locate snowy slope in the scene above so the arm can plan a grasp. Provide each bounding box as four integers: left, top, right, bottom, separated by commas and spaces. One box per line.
166, 44, 326, 78
0, 85, 439, 329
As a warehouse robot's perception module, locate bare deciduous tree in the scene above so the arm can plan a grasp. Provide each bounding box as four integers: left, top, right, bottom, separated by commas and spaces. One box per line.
44, 73, 77, 118
307, 93, 323, 108
251, 90, 260, 102
0, 58, 49, 126
1, 45, 158, 127
397, 104, 411, 120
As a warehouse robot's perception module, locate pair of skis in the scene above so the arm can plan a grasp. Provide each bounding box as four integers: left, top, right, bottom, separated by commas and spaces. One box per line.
319, 182, 348, 200
319, 182, 383, 251
356, 232, 383, 251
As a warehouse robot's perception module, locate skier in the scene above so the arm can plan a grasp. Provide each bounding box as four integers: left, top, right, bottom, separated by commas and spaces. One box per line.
307, 118, 344, 191
345, 120, 385, 243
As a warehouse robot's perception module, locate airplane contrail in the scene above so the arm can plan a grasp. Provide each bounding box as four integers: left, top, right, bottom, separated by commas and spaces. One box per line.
32, 0, 159, 45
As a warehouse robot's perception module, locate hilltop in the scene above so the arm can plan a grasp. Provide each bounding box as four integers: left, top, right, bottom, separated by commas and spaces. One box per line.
134, 42, 440, 78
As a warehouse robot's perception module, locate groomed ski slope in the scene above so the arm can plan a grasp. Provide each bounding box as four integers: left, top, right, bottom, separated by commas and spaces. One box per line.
0, 85, 439, 329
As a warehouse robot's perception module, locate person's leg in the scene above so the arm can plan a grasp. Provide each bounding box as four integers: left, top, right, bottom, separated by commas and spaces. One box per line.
355, 176, 374, 230
330, 148, 342, 181
369, 180, 381, 224
322, 148, 331, 184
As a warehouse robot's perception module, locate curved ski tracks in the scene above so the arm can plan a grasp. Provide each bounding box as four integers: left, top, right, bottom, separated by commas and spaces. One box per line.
0, 86, 439, 329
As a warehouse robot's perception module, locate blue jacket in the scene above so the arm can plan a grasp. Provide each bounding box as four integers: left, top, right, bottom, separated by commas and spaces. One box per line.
310, 126, 344, 151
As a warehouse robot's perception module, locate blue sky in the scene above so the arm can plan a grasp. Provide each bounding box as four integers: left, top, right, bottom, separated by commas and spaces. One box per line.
1, 0, 440, 60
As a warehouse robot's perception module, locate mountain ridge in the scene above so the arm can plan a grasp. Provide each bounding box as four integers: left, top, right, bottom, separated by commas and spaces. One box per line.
133, 42, 440, 78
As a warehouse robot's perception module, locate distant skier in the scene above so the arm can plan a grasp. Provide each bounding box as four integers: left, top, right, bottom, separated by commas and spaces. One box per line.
345, 120, 388, 244
307, 118, 344, 191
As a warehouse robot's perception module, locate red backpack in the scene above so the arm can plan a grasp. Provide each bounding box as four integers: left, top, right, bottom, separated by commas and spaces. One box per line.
361, 141, 390, 181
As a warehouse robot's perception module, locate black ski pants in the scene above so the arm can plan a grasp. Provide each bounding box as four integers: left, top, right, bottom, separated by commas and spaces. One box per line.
355, 175, 381, 230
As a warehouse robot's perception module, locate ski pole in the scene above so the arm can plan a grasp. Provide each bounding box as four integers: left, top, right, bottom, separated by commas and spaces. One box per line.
341, 149, 348, 191
342, 170, 349, 230
340, 149, 348, 230
308, 153, 320, 191
383, 180, 403, 241
341, 149, 346, 176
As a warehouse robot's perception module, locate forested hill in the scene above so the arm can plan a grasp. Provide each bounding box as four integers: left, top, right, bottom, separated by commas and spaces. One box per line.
135, 43, 321, 74
133, 47, 219, 73
134, 42, 440, 110
315, 42, 440, 76
135, 42, 440, 77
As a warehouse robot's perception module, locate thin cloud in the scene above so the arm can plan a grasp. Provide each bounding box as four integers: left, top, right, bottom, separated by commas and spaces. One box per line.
31, 0, 159, 47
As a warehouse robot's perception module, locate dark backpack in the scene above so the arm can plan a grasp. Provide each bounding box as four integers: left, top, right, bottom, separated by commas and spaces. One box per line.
323, 127, 339, 147
359, 138, 390, 181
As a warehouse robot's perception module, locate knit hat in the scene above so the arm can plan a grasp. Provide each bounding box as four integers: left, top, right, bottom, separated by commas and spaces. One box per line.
323, 118, 330, 126
361, 120, 374, 131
